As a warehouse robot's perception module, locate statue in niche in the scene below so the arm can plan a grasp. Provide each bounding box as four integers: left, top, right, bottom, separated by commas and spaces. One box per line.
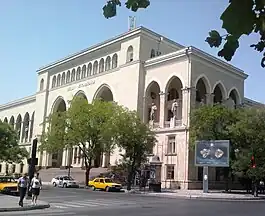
150, 103, 157, 121
226, 97, 235, 108
200, 98, 205, 106
171, 99, 179, 119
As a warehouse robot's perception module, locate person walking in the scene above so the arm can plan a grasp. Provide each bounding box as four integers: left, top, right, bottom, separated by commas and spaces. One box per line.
30, 173, 42, 205
17, 173, 29, 207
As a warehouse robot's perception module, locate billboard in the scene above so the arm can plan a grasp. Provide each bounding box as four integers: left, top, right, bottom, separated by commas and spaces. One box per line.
195, 140, 230, 167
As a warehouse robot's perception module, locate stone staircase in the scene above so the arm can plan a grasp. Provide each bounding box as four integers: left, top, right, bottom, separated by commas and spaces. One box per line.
38, 167, 108, 183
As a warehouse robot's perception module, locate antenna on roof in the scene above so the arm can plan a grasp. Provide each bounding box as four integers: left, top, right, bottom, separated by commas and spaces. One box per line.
128, 16, 136, 31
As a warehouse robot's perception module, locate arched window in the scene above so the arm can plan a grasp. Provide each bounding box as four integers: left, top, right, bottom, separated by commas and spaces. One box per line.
93, 61, 98, 75
71, 69, 76, 82
99, 58, 104, 73
61, 72, 66, 85
56, 74, 61, 87
51, 76, 56, 88
126, 46, 134, 63
105, 56, 111, 71
150, 49, 156, 58
66, 70, 70, 83
76, 67, 81, 80
39, 79, 44, 91
112, 54, 118, 69
87, 63, 92, 76
81, 65, 86, 78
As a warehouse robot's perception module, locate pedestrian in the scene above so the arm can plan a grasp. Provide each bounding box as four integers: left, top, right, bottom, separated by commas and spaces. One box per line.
30, 173, 42, 205
17, 173, 29, 207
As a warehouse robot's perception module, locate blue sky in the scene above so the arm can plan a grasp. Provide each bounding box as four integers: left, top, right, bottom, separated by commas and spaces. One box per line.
0, 0, 263, 104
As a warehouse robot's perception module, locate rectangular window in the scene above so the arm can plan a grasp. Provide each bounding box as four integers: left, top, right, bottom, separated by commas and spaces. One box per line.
0, 164, 2, 173
167, 136, 176, 154
166, 165, 174, 180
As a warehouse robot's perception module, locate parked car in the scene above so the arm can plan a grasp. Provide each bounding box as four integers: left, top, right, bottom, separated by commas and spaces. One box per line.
51, 175, 79, 188
0, 176, 19, 195
88, 177, 122, 192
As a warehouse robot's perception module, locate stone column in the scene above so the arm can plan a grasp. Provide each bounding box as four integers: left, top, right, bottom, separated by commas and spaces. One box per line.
102, 153, 106, 168
61, 149, 67, 168
181, 87, 196, 127
27, 120, 31, 143
142, 96, 147, 123
159, 92, 166, 128
72, 148, 76, 165
205, 93, 214, 105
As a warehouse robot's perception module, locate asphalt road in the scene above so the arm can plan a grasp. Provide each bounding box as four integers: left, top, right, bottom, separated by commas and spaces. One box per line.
1, 187, 265, 216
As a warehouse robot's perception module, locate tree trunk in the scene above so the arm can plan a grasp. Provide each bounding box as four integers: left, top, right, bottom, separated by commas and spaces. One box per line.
84, 158, 92, 187
127, 159, 136, 191
252, 180, 259, 197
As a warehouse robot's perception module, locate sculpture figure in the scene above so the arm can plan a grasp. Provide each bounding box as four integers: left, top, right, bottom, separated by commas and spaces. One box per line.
150, 103, 157, 121
171, 99, 179, 118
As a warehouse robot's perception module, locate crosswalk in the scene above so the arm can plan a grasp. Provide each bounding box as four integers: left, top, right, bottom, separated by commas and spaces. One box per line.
50, 198, 138, 209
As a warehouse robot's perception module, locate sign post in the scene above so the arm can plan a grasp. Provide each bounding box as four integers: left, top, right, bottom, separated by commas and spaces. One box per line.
195, 140, 230, 193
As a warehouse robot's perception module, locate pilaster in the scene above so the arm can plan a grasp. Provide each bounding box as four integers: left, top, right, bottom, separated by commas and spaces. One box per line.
159, 91, 166, 128
205, 93, 214, 105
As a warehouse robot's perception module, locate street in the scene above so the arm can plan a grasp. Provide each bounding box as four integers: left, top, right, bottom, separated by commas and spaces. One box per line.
1, 187, 265, 216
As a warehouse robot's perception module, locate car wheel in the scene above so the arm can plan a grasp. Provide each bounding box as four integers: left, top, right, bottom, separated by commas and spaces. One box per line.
53, 182, 57, 187
63, 183, 67, 188
92, 186, 96, 191
105, 186, 110, 192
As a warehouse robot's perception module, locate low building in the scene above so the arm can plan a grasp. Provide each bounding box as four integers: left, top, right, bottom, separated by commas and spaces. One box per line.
0, 26, 263, 189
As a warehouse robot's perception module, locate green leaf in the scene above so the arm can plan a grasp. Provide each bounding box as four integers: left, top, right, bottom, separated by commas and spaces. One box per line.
103, 0, 121, 19
220, 0, 255, 37
218, 35, 239, 61
125, 0, 150, 12
205, 30, 223, 48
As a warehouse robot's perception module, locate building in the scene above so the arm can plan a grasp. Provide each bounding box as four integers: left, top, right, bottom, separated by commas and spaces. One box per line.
0, 26, 263, 189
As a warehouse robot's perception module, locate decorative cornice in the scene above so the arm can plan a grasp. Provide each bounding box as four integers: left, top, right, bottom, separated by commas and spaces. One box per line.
0, 94, 36, 111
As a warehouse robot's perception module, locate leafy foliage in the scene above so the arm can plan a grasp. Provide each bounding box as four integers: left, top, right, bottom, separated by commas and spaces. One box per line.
103, 0, 150, 19
113, 109, 156, 190
0, 120, 28, 163
102, 0, 265, 68
190, 105, 265, 185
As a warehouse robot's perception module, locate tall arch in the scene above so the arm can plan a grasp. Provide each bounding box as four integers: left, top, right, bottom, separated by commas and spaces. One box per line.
228, 88, 240, 108
126, 46, 134, 62
22, 112, 30, 143
73, 90, 87, 101
212, 82, 226, 104
105, 56, 111, 71
66, 70, 71, 83
87, 63, 92, 76
61, 72, 66, 85
29, 112, 35, 141
9, 116, 15, 128
99, 58, 104, 73
39, 79, 44, 91
93, 61, 98, 75
93, 84, 114, 102
76, 67, 81, 80
15, 114, 22, 141
50, 97, 66, 168
71, 69, 76, 82
165, 76, 183, 123
145, 81, 161, 124
51, 76, 56, 88
112, 54, 118, 69
3, 117, 8, 123
56, 74, 61, 87
195, 76, 210, 105
81, 65, 86, 79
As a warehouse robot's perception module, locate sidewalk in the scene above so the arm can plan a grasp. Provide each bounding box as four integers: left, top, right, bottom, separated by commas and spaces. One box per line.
126, 189, 265, 201
0, 194, 50, 212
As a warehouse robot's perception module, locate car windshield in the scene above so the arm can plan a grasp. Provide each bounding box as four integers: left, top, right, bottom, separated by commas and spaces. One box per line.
104, 178, 113, 183
0, 177, 16, 183
64, 176, 74, 180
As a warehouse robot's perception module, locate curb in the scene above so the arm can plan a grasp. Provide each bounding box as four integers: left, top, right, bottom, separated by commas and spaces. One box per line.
141, 193, 265, 201
0, 204, 50, 212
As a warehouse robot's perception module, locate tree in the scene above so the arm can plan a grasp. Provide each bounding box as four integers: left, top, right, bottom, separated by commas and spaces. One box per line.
189, 104, 239, 190
0, 120, 28, 164
113, 109, 156, 190
103, 0, 265, 68
40, 97, 120, 186
230, 108, 265, 196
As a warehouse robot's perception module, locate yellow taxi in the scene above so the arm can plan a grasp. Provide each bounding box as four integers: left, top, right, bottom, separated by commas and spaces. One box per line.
88, 177, 122, 192
0, 176, 19, 195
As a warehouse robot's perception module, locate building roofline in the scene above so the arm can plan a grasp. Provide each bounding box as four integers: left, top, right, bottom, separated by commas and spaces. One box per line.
37, 26, 184, 74
243, 97, 264, 106
0, 94, 36, 111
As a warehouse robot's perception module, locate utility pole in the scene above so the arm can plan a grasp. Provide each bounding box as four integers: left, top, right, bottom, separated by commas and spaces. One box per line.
27, 138, 38, 198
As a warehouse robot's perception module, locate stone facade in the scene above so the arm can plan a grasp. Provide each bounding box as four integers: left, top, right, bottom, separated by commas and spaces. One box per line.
0, 26, 263, 189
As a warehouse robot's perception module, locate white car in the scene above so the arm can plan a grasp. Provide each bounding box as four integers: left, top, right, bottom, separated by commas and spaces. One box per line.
51, 175, 79, 188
